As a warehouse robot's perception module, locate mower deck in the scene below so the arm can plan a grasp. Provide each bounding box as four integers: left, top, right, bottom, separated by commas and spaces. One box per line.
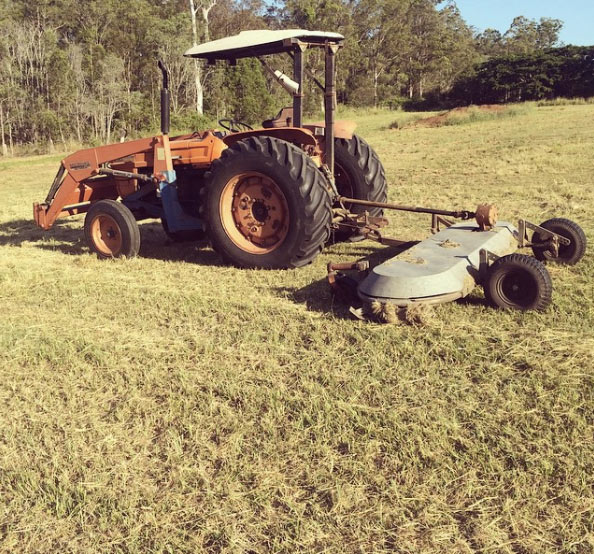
358, 222, 518, 306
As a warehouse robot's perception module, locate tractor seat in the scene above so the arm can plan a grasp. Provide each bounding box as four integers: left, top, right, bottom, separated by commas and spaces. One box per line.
262, 107, 294, 128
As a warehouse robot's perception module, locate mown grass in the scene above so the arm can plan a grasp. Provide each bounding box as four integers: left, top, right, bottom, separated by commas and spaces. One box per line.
1, 104, 593, 553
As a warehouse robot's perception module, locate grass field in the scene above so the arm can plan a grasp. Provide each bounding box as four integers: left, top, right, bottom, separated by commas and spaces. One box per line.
1, 103, 593, 553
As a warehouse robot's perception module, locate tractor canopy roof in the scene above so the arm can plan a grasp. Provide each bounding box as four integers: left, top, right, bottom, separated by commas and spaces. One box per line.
184, 29, 344, 61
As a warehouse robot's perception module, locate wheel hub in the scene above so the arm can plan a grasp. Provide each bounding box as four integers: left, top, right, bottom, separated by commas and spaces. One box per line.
91, 214, 122, 256
251, 201, 270, 223
220, 173, 289, 254
499, 270, 537, 307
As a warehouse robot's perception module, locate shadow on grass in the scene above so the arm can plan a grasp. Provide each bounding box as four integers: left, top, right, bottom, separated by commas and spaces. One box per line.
0, 218, 225, 266
0, 218, 87, 253
274, 241, 418, 319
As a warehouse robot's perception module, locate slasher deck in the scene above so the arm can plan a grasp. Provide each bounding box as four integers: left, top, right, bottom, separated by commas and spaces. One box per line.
358, 222, 519, 306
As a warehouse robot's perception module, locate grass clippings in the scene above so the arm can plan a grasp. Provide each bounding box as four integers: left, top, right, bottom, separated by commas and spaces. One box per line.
1, 102, 593, 553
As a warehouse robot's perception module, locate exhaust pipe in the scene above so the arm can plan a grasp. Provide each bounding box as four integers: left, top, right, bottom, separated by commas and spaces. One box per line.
258, 58, 300, 95
158, 60, 170, 135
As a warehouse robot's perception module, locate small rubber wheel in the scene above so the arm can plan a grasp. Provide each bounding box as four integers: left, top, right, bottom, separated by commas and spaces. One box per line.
485, 253, 552, 311
161, 218, 205, 242
532, 218, 587, 266
332, 134, 388, 242
203, 136, 331, 269
84, 200, 140, 259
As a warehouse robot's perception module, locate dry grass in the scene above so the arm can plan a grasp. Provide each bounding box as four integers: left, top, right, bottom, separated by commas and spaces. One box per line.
1, 104, 593, 553
390, 105, 530, 130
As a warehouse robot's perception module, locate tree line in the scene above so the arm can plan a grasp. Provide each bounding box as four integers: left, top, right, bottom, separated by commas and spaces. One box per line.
0, 0, 578, 152
445, 46, 594, 107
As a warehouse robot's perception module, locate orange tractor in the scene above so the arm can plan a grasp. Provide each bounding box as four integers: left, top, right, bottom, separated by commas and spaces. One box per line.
34, 29, 587, 312
34, 30, 388, 269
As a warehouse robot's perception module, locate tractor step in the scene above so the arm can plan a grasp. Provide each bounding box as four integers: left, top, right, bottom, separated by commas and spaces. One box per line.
358, 222, 518, 306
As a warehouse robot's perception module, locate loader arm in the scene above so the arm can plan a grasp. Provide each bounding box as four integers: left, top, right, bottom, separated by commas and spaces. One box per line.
33, 132, 226, 230
34, 136, 159, 230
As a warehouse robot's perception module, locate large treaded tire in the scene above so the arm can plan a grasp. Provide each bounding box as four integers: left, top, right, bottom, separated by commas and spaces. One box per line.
484, 253, 553, 312
333, 134, 388, 242
202, 136, 332, 269
84, 200, 140, 259
532, 218, 587, 266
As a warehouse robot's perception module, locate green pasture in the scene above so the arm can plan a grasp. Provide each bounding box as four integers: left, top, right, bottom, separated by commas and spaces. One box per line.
0, 103, 592, 553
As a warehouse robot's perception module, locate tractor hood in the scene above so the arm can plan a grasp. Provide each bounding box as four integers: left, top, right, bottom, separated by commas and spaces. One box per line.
184, 29, 344, 61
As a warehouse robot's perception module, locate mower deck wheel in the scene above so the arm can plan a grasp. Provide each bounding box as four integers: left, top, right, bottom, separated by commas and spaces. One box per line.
84, 200, 140, 259
484, 253, 552, 311
532, 218, 587, 266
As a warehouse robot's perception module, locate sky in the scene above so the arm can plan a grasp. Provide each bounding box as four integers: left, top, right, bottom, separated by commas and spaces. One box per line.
452, 0, 593, 46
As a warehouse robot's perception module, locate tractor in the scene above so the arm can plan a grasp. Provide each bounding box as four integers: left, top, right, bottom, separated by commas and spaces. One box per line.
34, 30, 387, 269
33, 29, 587, 312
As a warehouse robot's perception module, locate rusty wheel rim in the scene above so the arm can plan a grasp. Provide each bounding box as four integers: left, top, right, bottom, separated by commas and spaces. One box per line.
220, 172, 289, 255
90, 214, 123, 256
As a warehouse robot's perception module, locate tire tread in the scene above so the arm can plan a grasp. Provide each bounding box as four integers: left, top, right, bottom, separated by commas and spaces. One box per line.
203, 136, 331, 269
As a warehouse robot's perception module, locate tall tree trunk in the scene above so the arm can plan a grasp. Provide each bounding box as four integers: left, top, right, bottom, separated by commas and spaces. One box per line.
189, 0, 203, 114
0, 104, 7, 156
194, 59, 204, 115
188, 0, 217, 115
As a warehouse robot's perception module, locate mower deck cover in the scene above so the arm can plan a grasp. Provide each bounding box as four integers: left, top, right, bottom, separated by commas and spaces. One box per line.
184, 29, 344, 60
358, 222, 519, 306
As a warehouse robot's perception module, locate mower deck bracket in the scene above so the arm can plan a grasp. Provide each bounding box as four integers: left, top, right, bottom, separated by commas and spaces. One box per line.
479, 248, 500, 279
431, 214, 454, 234
517, 219, 570, 249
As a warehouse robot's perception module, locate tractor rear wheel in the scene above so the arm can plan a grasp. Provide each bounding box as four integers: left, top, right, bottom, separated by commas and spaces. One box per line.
333, 134, 387, 242
202, 136, 332, 269
84, 200, 140, 259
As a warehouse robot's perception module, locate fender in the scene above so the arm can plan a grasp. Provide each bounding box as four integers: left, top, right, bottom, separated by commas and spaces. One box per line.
304, 120, 357, 140
222, 127, 318, 148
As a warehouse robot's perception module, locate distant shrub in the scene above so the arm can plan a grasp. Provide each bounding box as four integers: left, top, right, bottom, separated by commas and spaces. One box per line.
402, 96, 444, 112
170, 111, 218, 133
441, 105, 530, 126
537, 97, 594, 107
447, 46, 594, 106
384, 96, 410, 110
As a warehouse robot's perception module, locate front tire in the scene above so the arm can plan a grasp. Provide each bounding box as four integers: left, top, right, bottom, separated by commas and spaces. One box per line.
203, 136, 332, 269
84, 200, 140, 259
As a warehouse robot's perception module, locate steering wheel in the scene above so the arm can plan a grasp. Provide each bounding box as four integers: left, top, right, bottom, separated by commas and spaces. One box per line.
218, 118, 254, 132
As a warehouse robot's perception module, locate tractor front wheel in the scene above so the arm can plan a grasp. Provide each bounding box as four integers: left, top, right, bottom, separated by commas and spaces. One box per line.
202, 136, 332, 269
84, 200, 140, 259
